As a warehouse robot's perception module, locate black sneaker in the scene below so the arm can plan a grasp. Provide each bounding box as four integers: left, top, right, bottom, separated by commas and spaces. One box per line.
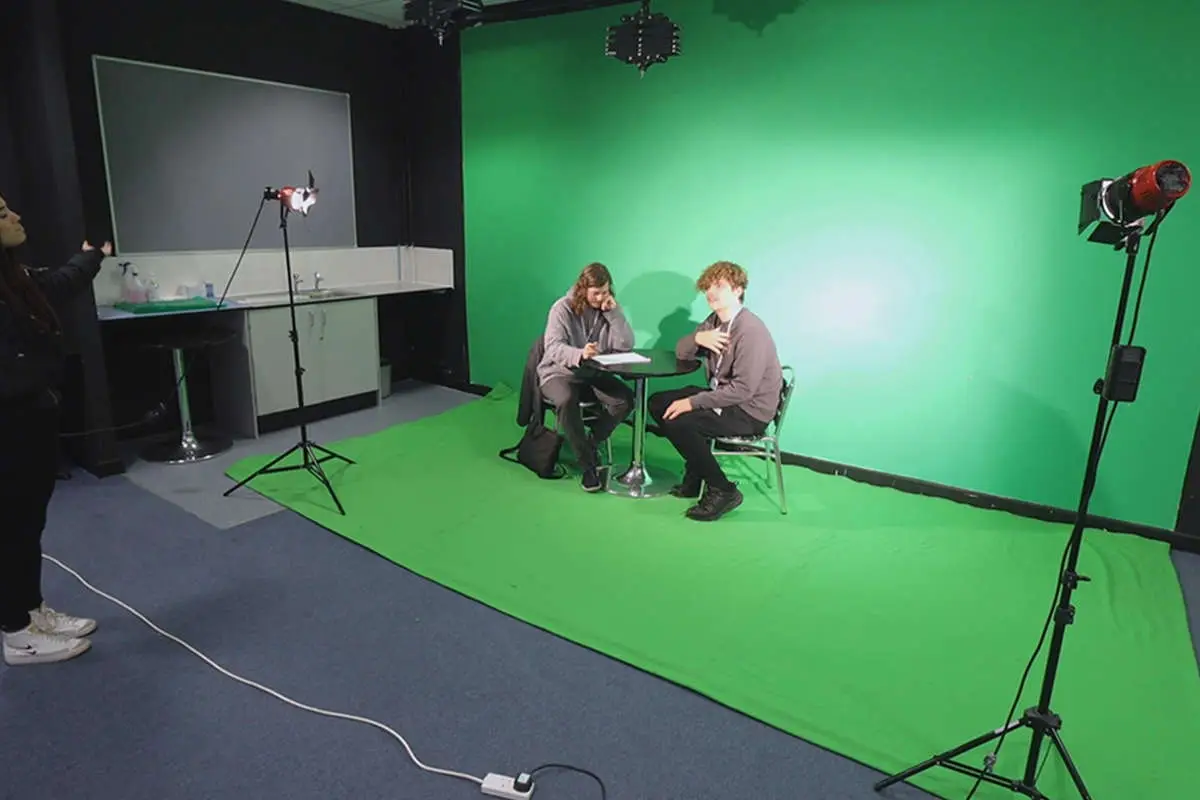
581, 468, 604, 492
686, 485, 743, 521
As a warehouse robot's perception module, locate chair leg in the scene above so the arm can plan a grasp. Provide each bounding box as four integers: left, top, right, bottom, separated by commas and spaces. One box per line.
774, 447, 787, 515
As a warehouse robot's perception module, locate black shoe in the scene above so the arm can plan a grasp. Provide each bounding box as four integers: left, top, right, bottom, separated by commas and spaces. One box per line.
686, 485, 743, 521
581, 468, 604, 493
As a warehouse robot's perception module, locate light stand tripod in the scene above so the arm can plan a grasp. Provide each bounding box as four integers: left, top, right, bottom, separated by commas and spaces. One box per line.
224, 184, 354, 515
875, 207, 1171, 800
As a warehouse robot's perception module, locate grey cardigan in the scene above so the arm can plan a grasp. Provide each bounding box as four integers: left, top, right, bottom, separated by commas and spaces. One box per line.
675, 307, 783, 424
537, 293, 635, 386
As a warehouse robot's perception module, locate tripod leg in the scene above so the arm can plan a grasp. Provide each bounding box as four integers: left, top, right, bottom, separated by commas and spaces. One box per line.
310, 442, 355, 465
223, 442, 305, 496
301, 441, 347, 515
874, 719, 1022, 792
1047, 729, 1093, 800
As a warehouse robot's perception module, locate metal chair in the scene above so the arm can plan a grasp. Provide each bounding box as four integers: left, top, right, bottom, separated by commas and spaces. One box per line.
545, 399, 614, 468
711, 365, 796, 514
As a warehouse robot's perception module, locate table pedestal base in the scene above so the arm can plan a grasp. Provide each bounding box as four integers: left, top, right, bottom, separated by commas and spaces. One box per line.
608, 462, 677, 498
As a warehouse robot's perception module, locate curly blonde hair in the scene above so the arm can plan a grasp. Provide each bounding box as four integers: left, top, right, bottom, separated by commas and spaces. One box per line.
696, 260, 748, 298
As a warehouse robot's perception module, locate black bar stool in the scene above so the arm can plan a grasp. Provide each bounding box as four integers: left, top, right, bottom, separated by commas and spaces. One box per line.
140, 326, 236, 464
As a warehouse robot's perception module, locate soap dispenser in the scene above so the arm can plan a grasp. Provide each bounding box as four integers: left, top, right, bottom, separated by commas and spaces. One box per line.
119, 262, 148, 303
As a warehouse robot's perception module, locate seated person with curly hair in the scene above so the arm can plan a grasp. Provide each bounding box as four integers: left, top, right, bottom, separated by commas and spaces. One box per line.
649, 261, 783, 521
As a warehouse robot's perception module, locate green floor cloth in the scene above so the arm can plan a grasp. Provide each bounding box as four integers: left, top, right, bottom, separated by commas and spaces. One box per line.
227, 389, 1200, 798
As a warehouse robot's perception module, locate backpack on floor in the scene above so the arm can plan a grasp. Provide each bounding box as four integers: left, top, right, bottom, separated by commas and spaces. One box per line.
499, 422, 566, 480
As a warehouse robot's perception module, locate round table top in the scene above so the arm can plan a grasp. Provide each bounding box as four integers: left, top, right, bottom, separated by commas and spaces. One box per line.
585, 348, 701, 379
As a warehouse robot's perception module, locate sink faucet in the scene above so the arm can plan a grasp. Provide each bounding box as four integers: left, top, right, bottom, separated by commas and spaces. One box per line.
313, 272, 324, 291
292, 273, 304, 293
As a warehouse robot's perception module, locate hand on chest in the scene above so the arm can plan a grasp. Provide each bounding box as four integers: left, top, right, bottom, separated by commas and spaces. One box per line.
710, 336, 738, 381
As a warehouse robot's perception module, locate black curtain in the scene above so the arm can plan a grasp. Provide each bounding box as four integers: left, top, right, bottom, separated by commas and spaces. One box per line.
0, 0, 121, 475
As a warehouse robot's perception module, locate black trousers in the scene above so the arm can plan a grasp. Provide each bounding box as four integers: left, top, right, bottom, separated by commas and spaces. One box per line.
542, 371, 634, 470
649, 386, 766, 491
0, 396, 60, 632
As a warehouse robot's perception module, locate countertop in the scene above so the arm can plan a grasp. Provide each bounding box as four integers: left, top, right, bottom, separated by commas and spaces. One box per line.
97, 280, 450, 321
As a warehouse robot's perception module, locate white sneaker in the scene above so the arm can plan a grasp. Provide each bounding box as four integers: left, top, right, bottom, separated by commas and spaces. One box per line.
3, 625, 91, 666
30, 604, 97, 638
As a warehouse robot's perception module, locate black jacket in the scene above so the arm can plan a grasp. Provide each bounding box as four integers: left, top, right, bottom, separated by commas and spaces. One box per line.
516, 335, 547, 429
0, 248, 105, 404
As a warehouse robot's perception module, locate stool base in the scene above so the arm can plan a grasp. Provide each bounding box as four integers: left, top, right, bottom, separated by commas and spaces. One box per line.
141, 431, 233, 464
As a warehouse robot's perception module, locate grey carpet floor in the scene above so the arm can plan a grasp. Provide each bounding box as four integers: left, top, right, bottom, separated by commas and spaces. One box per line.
2, 386, 1197, 800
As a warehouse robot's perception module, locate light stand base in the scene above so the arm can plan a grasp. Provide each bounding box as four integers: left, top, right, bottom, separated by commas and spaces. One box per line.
224, 437, 354, 515
873, 705, 1090, 799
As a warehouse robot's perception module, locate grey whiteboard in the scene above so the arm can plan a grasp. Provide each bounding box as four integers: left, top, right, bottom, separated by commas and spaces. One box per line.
92, 56, 357, 254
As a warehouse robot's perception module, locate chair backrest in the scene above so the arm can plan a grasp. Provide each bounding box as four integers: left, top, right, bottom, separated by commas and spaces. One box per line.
772, 365, 797, 437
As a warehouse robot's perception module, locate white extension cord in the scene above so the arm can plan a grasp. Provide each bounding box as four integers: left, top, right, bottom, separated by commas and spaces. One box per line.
42, 554, 536, 797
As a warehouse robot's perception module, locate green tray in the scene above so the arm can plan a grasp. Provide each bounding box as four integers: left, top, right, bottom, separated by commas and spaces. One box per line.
113, 298, 224, 314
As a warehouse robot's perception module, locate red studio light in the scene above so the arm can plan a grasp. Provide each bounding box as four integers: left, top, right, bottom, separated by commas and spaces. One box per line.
265, 171, 319, 216
277, 185, 317, 216
1124, 160, 1190, 214
1079, 160, 1190, 246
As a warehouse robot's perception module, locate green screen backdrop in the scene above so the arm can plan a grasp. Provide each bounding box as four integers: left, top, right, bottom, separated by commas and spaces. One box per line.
461, 0, 1200, 530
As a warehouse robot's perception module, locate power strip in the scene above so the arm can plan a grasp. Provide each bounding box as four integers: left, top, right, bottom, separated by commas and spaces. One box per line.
481, 773, 534, 799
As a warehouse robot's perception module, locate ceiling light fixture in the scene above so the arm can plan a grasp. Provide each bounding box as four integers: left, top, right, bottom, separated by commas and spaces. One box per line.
605, 0, 681, 77
404, 0, 484, 44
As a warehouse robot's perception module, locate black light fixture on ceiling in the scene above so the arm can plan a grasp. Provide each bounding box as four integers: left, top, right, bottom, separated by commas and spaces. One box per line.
605, 0, 681, 76
404, 0, 484, 44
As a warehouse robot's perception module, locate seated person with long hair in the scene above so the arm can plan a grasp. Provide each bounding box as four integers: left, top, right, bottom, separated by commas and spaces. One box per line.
650, 261, 783, 522
538, 262, 635, 492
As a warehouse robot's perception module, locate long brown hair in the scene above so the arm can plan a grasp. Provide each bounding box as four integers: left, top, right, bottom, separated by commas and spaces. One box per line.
568, 262, 613, 316
0, 246, 61, 335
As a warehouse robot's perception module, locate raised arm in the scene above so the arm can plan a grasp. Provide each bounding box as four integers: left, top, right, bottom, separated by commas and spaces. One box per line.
542, 299, 584, 370
27, 243, 108, 303
601, 303, 635, 352
676, 314, 715, 361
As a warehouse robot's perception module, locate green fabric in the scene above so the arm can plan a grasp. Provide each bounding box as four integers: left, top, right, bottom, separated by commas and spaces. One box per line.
228, 391, 1200, 799
113, 298, 222, 313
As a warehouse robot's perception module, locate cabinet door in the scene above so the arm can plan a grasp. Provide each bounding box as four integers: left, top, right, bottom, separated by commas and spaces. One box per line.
315, 298, 379, 402
249, 305, 322, 416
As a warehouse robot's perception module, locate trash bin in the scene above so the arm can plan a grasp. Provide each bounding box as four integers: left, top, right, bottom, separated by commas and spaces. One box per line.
380, 359, 392, 399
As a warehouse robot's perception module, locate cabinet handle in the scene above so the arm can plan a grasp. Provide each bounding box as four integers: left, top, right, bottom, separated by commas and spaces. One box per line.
320, 308, 327, 341
308, 310, 314, 334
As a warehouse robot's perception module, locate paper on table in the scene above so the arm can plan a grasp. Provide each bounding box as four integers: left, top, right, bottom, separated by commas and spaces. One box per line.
592, 352, 651, 365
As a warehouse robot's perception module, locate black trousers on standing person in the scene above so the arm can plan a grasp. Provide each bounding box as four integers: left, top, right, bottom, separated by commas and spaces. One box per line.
649, 386, 766, 491
0, 391, 61, 633
541, 371, 634, 470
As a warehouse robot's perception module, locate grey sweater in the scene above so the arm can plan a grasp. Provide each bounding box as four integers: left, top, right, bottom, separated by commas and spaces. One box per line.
538, 293, 636, 386
675, 307, 783, 424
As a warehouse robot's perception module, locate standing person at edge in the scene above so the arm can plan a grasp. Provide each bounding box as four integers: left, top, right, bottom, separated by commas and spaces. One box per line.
649, 261, 783, 522
538, 262, 636, 492
0, 192, 110, 665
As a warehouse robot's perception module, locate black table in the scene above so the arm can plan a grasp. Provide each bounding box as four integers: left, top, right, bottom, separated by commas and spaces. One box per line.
585, 348, 701, 498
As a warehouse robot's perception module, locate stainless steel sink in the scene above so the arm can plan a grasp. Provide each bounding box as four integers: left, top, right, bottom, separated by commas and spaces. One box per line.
236, 288, 361, 306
